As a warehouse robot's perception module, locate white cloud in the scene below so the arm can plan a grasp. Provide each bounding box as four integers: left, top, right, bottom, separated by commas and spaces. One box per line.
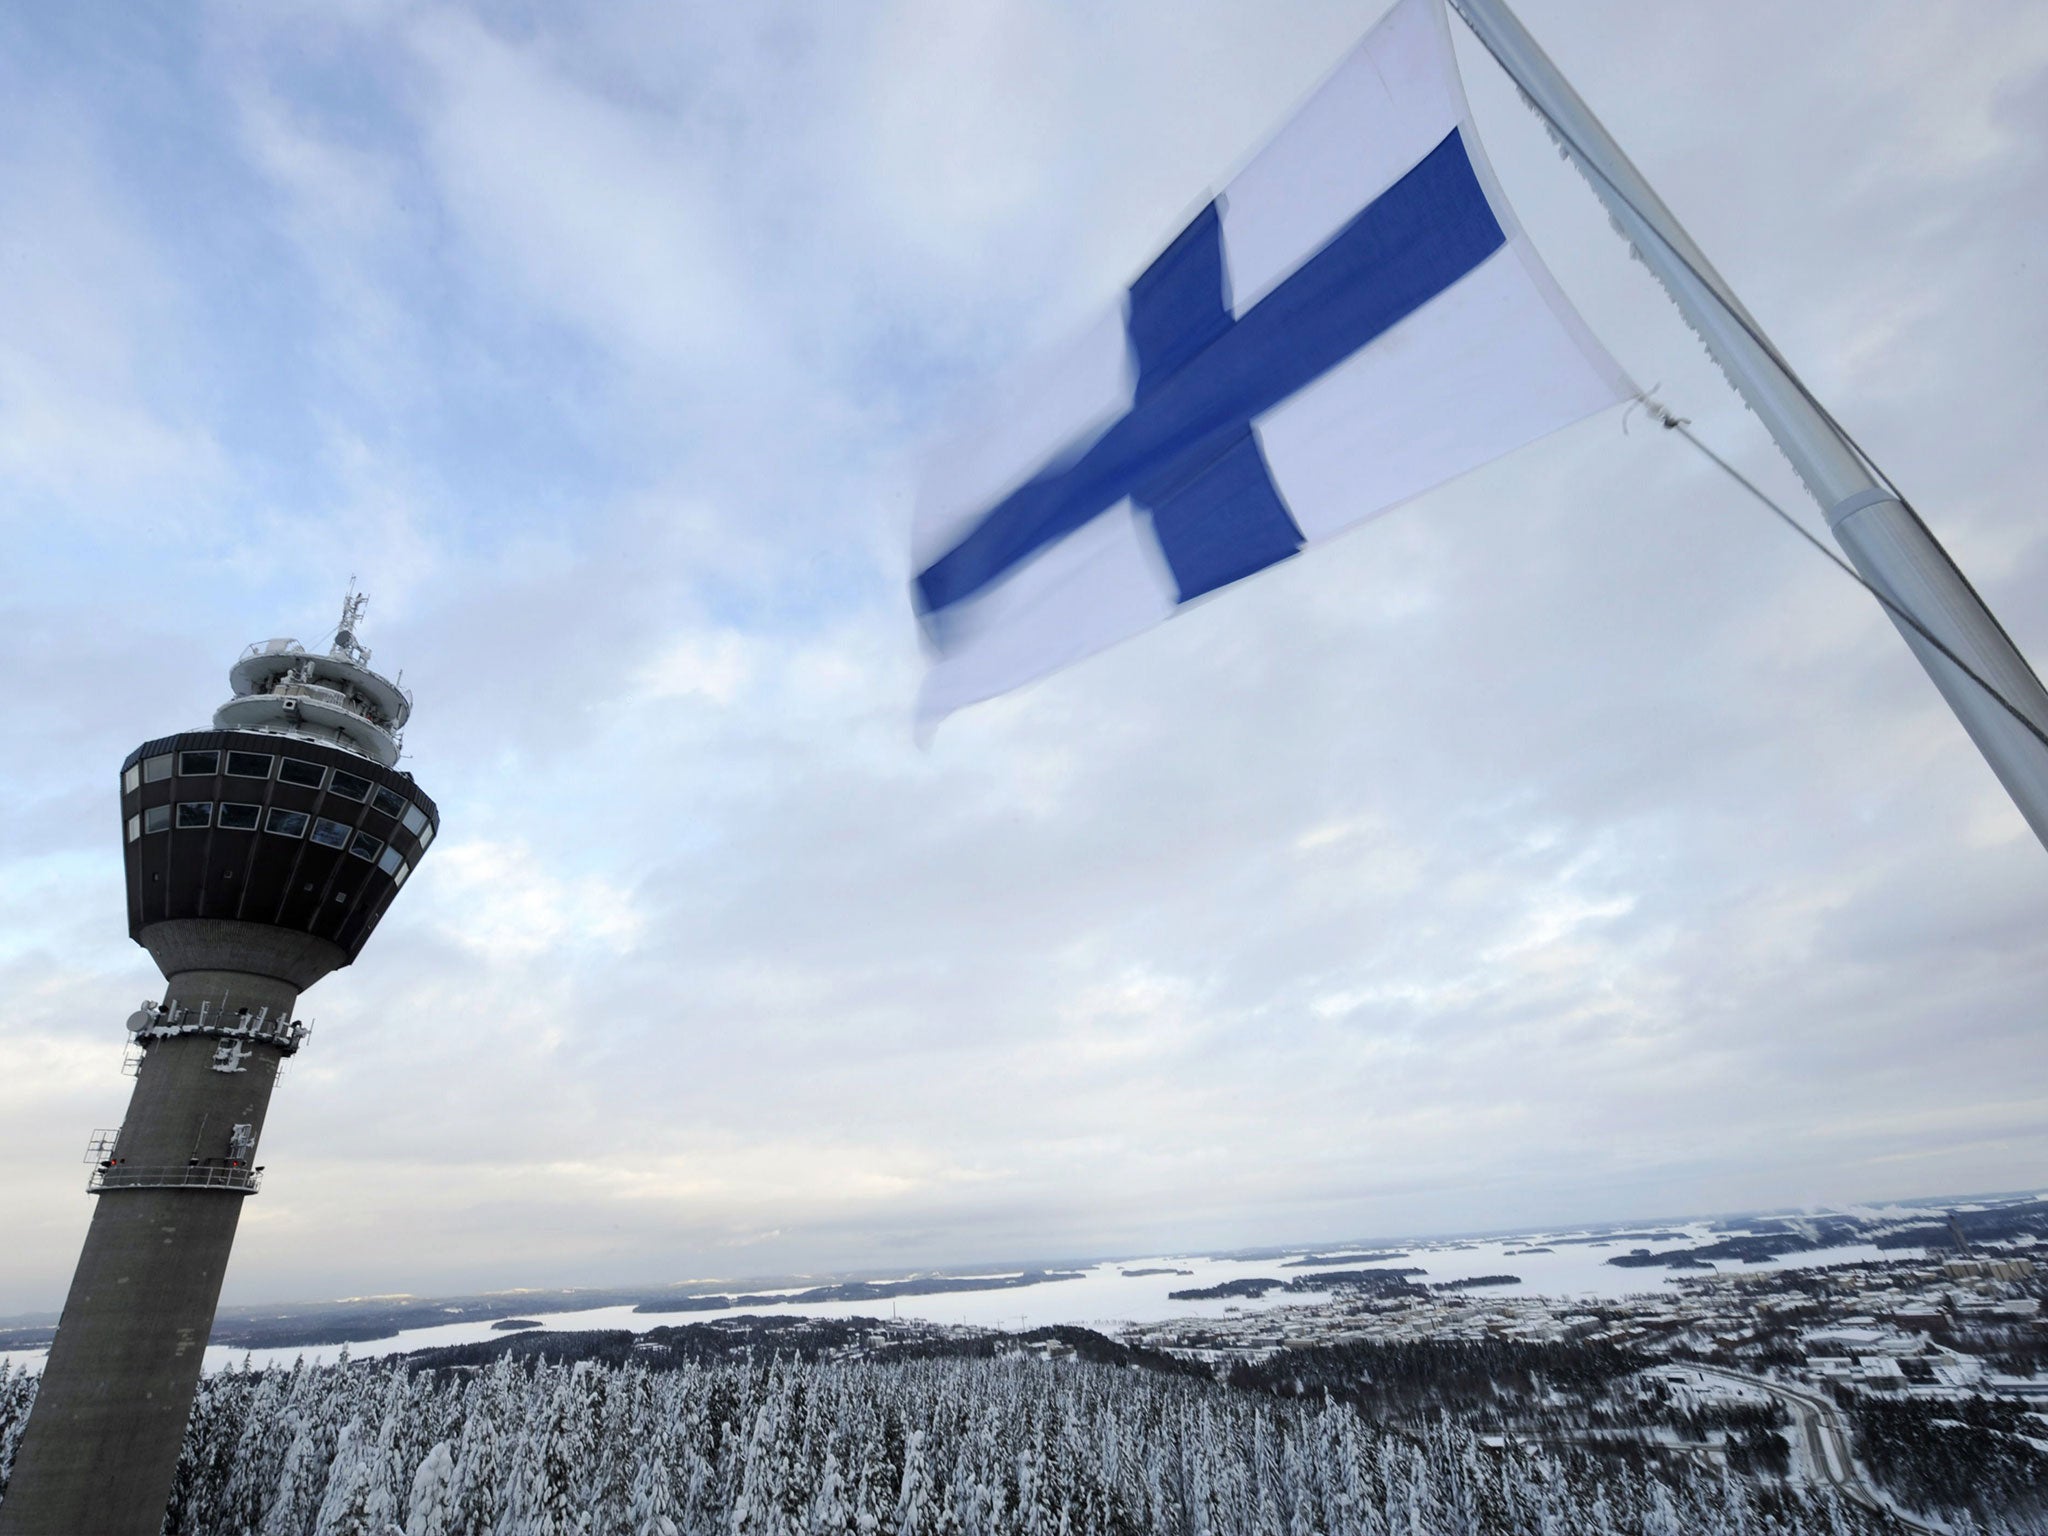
405, 8, 755, 375
0, 112, 228, 525
637, 630, 753, 706
425, 840, 644, 961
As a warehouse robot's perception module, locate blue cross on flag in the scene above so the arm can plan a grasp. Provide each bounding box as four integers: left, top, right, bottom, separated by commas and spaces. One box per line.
911, 0, 1631, 734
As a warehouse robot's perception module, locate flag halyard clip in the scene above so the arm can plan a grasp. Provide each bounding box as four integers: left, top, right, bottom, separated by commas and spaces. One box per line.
1623, 387, 1687, 435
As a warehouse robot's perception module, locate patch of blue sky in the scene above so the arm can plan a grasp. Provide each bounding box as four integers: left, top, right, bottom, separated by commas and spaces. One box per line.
0, 7, 632, 555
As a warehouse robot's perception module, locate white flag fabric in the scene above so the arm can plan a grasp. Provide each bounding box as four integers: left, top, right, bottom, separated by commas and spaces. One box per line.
912, 0, 1631, 733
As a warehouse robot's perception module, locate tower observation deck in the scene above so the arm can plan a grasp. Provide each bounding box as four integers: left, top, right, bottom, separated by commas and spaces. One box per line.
0, 594, 438, 1536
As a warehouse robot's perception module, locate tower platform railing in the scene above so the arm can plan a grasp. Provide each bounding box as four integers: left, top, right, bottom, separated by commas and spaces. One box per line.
87, 1163, 263, 1195
129, 998, 313, 1055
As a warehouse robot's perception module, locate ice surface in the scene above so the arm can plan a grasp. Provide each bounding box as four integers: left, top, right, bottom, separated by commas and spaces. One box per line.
184, 1227, 1907, 1374
0, 1223, 1921, 1377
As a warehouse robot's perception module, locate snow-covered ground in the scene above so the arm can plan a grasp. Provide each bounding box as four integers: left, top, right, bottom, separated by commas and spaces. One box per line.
0, 1224, 1919, 1376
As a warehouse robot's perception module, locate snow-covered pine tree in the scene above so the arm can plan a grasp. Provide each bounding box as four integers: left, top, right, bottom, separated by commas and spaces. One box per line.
498, 1371, 586, 1536
482, 1355, 524, 1435
313, 1420, 378, 1536
0, 1364, 36, 1505
582, 1364, 637, 1536
945, 1422, 989, 1536
496, 1419, 542, 1536
892, 1428, 939, 1536
213, 1370, 292, 1536
447, 1404, 501, 1536
842, 1395, 892, 1536
623, 1446, 679, 1536
804, 1451, 850, 1536
352, 1366, 410, 1536
404, 1441, 456, 1536
734, 1380, 792, 1536
563, 1362, 608, 1527
263, 1414, 334, 1536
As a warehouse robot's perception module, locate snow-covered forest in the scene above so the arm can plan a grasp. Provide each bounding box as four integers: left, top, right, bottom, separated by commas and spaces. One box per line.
0, 1345, 1955, 1536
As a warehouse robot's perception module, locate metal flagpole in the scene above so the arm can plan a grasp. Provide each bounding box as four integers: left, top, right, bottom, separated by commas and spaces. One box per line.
1450, 0, 2048, 851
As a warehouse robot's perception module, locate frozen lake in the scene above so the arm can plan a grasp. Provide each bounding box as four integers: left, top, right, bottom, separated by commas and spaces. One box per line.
0, 1224, 1920, 1377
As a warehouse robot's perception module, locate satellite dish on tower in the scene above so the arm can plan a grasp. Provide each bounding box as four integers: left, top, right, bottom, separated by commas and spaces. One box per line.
125, 1010, 153, 1034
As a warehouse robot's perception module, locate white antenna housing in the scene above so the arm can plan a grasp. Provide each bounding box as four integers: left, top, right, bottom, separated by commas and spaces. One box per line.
211, 588, 411, 767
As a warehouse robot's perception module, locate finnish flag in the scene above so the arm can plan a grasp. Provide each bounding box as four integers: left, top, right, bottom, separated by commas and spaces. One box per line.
912, 0, 1632, 732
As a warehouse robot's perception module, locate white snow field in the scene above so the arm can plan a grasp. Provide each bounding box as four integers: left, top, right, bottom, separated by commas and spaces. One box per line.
217, 1226, 1898, 1372
0, 1222, 1911, 1376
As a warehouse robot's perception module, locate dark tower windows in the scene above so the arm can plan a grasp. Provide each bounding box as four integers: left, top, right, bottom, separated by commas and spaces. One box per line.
328, 769, 372, 802
265, 809, 310, 838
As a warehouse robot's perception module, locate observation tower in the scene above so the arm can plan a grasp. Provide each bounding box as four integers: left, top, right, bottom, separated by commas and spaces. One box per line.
0, 594, 438, 1536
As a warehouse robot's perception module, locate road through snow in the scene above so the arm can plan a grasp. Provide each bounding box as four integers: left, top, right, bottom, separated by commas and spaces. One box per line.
1690, 1365, 1939, 1534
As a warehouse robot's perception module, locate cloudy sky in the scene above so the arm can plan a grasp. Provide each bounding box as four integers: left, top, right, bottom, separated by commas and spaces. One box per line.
4, 0, 2045, 1315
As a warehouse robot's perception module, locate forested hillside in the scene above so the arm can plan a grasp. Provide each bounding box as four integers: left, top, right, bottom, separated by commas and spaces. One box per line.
0, 1345, 1927, 1536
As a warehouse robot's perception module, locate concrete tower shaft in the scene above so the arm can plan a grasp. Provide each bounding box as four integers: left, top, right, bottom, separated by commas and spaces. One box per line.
0, 931, 336, 1536
0, 598, 436, 1536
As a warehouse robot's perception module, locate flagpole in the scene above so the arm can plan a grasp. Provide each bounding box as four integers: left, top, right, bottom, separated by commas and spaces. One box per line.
1449, 0, 2048, 851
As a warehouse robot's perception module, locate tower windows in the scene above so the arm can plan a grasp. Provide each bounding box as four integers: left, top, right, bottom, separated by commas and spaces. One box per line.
278, 758, 326, 789
349, 831, 383, 861
178, 751, 220, 776
142, 805, 171, 834
123, 765, 141, 795
329, 770, 372, 803
176, 802, 213, 829
376, 844, 404, 876
225, 751, 274, 779
371, 786, 406, 818
127, 815, 141, 843
218, 804, 261, 831
393, 859, 411, 888
400, 804, 428, 838
417, 821, 436, 850
310, 818, 351, 849
143, 754, 173, 783
266, 809, 310, 838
